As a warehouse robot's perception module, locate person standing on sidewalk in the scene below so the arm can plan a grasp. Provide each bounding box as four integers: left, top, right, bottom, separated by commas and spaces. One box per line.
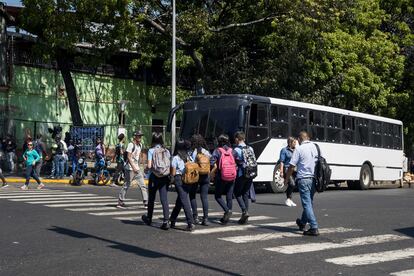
284, 131, 319, 236
21, 141, 45, 190
117, 131, 148, 209
4, 135, 16, 173
278, 137, 298, 207
54, 135, 67, 179
33, 134, 48, 177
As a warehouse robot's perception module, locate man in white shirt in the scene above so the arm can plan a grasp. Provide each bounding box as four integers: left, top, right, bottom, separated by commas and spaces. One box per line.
117, 130, 148, 209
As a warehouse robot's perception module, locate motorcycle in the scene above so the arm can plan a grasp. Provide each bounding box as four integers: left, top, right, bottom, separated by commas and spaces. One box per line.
94, 157, 111, 185
73, 157, 87, 186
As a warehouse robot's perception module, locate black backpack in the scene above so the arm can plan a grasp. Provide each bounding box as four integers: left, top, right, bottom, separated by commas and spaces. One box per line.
241, 145, 258, 179
314, 143, 331, 193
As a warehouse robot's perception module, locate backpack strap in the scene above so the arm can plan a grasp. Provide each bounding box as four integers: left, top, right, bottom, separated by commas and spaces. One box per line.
314, 143, 321, 158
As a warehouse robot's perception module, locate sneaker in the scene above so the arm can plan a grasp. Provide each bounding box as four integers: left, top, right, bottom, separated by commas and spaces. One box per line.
169, 221, 176, 228
193, 215, 200, 225
303, 228, 320, 236
1, 183, 9, 188
285, 198, 296, 207
185, 223, 196, 232
201, 218, 209, 226
20, 185, 28, 190
238, 211, 249, 225
141, 214, 152, 226
220, 211, 232, 224
160, 221, 169, 230
116, 201, 127, 209
37, 183, 45, 190
143, 201, 148, 209
296, 218, 306, 231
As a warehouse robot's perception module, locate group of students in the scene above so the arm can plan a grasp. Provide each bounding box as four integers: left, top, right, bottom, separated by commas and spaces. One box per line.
116, 130, 257, 232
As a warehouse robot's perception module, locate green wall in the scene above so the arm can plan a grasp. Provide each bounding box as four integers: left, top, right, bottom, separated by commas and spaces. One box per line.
0, 65, 172, 147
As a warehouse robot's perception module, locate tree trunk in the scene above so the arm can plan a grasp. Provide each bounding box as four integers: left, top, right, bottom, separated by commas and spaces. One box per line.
56, 50, 83, 126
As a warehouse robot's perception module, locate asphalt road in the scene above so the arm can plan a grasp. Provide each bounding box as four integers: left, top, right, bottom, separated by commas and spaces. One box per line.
0, 183, 413, 276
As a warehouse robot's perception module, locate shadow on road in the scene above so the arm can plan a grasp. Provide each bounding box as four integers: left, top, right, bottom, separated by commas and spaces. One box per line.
394, 227, 414, 238
48, 226, 241, 276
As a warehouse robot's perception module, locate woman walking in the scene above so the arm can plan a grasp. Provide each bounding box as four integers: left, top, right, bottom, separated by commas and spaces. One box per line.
142, 133, 171, 230
21, 141, 45, 190
169, 140, 196, 231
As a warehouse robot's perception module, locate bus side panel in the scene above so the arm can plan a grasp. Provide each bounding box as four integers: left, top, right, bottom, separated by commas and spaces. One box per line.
372, 167, 402, 181
254, 138, 286, 182
329, 166, 360, 181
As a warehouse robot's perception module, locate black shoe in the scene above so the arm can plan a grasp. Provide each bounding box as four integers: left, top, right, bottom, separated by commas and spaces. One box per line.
169, 220, 176, 228
141, 215, 152, 226
185, 224, 196, 232
303, 228, 319, 236
220, 211, 232, 224
201, 218, 209, 226
238, 211, 249, 225
193, 215, 200, 225
296, 218, 306, 231
160, 222, 169, 230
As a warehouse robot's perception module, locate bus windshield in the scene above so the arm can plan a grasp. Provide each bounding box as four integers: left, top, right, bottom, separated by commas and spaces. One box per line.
180, 104, 241, 142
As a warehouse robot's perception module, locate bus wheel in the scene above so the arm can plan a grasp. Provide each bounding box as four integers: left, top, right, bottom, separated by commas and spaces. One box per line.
269, 165, 288, 193
359, 164, 372, 190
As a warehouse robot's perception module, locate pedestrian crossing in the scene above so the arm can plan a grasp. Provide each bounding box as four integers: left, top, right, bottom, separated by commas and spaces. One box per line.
0, 188, 413, 274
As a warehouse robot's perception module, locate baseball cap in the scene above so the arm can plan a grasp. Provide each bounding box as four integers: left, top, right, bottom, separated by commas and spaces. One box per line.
133, 130, 144, 136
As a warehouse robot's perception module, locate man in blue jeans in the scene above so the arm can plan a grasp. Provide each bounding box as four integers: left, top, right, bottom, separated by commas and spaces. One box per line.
284, 131, 319, 236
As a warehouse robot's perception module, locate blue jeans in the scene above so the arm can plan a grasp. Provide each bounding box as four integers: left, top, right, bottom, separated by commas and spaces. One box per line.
25, 165, 41, 185
214, 177, 234, 213
234, 176, 253, 212
190, 174, 210, 219
54, 155, 65, 178
170, 176, 194, 225
297, 178, 318, 229
147, 173, 169, 222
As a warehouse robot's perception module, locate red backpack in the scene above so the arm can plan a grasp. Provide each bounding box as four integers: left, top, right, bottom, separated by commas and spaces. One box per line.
218, 147, 237, 182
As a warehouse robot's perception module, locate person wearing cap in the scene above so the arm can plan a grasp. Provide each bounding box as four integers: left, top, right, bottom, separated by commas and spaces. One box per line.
117, 130, 148, 209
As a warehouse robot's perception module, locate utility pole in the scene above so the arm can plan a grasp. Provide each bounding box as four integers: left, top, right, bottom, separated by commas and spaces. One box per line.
171, 0, 176, 151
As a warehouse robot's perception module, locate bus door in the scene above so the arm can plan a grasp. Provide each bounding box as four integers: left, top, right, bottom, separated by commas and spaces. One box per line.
246, 102, 270, 156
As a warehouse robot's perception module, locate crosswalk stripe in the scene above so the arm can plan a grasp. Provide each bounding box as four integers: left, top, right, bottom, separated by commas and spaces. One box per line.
325, 248, 414, 267
0, 192, 81, 196
192, 221, 297, 235
0, 194, 98, 199
10, 196, 114, 202
390, 269, 414, 276
0, 190, 65, 194
90, 210, 162, 216
113, 211, 230, 221
45, 202, 142, 207
264, 234, 409, 254
27, 199, 121, 204
66, 206, 129, 212
221, 227, 361, 243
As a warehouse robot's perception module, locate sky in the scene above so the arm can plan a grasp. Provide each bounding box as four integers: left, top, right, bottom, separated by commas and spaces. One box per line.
3, 0, 22, 7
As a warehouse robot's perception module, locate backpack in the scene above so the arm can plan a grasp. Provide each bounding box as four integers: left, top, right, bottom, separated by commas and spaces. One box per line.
241, 145, 258, 179
196, 149, 210, 175
314, 143, 332, 193
218, 147, 237, 182
123, 143, 137, 163
152, 147, 171, 177
183, 158, 200, 184
33, 140, 43, 155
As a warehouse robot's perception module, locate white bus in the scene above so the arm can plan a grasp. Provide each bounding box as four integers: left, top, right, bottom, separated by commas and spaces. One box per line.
168, 94, 404, 192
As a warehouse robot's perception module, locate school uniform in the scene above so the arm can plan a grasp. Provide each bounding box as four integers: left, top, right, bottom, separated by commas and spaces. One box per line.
190, 148, 211, 221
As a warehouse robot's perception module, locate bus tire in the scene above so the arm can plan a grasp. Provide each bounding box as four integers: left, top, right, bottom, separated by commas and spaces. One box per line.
359, 163, 372, 190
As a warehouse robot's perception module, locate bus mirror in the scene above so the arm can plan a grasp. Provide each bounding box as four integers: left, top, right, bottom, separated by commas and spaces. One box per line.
167, 104, 183, 132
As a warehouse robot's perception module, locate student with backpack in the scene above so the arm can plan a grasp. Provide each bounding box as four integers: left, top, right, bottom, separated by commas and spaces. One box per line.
117, 131, 148, 209
142, 132, 171, 230
190, 134, 211, 226
112, 133, 126, 186
169, 140, 196, 232
210, 134, 237, 224
233, 131, 257, 224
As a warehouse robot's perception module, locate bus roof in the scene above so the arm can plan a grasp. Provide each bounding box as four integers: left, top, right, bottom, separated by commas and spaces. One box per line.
187, 94, 402, 125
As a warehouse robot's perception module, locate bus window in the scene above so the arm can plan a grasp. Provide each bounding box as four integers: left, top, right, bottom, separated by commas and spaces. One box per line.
326, 113, 341, 142
382, 123, 393, 149
393, 125, 402, 150
356, 118, 369, 146
342, 116, 355, 144
309, 110, 325, 141
248, 103, 269, 143
271, 105, 288, 138
291, 107, 308, 137
370, 121, 382, 147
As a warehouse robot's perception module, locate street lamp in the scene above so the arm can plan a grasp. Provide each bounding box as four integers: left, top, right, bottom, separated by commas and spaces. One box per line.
171, 0, 176, 152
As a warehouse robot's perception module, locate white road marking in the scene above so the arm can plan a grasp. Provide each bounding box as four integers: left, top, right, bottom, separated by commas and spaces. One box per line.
66, 206, 126, 212
0, 194, 98, 199
90, 210, 163, 216
45, 202, 142, 207
192, 221, 297, 235
390, 269, 414, 276
11, 196, 114, 202
0, 192, 80, 196
325, 248, 414, 267
0, 190, 65, 193
27, 199, 121, 204
112, 211, 228, 221
265, 234, 409, 254
222, 227, 361, 243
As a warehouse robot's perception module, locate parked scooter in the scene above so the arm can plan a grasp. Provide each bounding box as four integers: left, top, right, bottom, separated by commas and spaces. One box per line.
94, 157, 111, 185
73, 155, 87, 186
